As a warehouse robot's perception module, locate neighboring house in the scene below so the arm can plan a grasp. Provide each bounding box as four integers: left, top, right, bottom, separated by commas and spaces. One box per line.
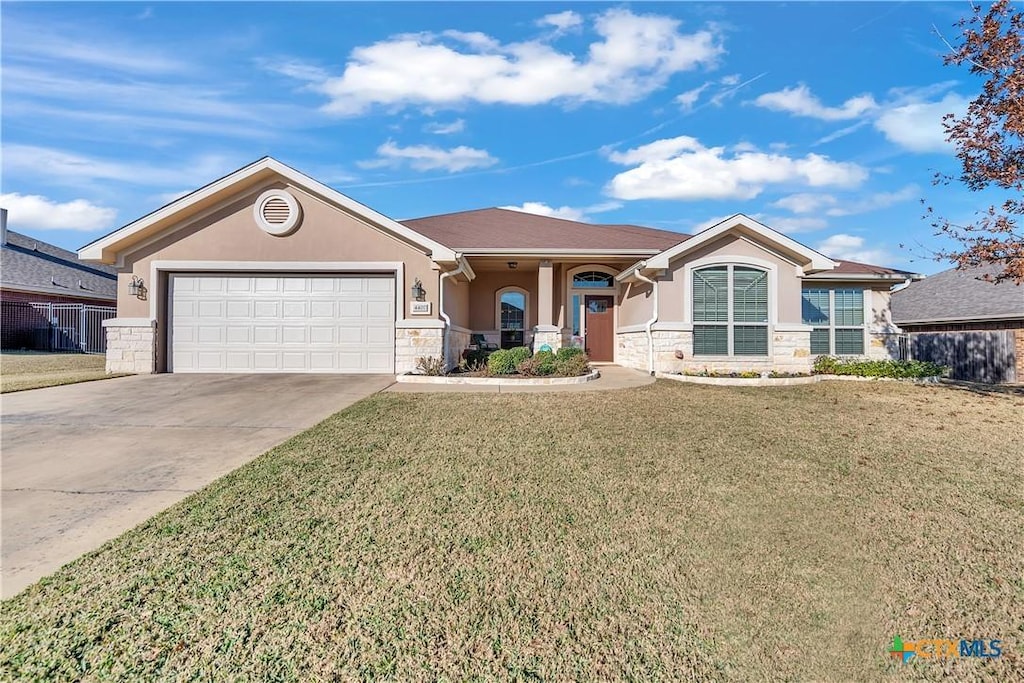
79, 157, 916, 376
892, 264, 1024, 383
1, 209, 118, 351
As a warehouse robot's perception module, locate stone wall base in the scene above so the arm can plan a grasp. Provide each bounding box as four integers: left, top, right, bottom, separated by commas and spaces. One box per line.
616, 326, 814, 375
396, 326, 444, 374
104, 319, 157, 374
533, 328, 562, 353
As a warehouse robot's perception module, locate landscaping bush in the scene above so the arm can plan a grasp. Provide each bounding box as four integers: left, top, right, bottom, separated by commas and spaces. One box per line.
812, 355, 946, 378
553, 352, 590, 377
508, 346, 532, 367
517, 349, 556, 376
415, 356, 446, 376
556, 346, 584, 361
486, 349, 517, 375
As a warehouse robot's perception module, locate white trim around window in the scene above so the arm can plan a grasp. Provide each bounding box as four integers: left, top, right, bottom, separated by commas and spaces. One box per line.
682, 256, 777, 358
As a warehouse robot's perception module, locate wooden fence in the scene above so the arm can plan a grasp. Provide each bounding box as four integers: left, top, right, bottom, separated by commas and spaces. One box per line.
909, 330, 1017, 384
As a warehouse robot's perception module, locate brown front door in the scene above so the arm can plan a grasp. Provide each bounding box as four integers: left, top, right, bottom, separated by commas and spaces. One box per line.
584, 295, 614, 361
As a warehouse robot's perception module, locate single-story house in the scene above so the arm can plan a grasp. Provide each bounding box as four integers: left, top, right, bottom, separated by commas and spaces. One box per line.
79, 157, 917, 376
892, 263, 1024, 383
1, 209, 118, 351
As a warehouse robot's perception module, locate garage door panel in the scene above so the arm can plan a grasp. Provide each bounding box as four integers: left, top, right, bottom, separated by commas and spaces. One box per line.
171, 274, 394, 373
310, 301, 335, 318
282, 301, 308, 318
366, 301, 393, 319
226, 326, 251, 344
226, 301, 252, 318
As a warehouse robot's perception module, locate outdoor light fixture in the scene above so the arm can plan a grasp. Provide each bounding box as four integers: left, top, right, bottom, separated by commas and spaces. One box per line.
410, 278, 426, 302
507, 261, 518, 270
128, 275, 147, 299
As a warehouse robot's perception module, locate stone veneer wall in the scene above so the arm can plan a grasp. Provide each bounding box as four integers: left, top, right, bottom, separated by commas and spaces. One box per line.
104, 319, 157, 374
615, 326, 814, 375
867, 332, 902, 360
395, 326, 444, 374
445, 327, 472, 371
533, 328, 562, 352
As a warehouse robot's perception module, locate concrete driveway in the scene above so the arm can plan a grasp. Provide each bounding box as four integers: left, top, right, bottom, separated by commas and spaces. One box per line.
1, 373, 393, 598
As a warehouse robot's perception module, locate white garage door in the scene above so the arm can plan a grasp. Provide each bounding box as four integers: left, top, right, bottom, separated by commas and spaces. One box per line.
170, 274, 395, 373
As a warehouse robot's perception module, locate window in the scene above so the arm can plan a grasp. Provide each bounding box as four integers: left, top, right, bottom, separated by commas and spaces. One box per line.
572, 271, 614, 288
801, 288, 865, 355
497, 288, 527, 349
692, 265, 768, 356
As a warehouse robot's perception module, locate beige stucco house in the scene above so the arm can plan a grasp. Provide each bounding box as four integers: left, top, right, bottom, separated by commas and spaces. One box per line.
79, 157, 916, 376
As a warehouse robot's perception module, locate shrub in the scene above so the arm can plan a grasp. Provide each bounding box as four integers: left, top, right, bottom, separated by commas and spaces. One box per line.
486, 349, 517, 375
517, 350, 556, 376
508, 346, 532, 367
812, 355, 946, 379
415, 356, 446, 376
556, 346, 584, 362
553, 353, 590, 377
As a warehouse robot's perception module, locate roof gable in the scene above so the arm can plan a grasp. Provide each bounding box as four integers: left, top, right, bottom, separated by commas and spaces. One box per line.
78, 157, 457, 264
639, 214, 836, 274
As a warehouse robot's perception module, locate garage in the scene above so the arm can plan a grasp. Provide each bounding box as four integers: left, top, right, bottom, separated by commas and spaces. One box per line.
169, 274, 395, 373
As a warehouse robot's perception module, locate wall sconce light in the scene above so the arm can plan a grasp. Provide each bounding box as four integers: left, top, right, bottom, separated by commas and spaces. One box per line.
128, 275, 147, 300
507, 261, 518, 270
410, 278, 426, 302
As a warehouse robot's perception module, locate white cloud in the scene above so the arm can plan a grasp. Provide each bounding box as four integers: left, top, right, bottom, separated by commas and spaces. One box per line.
675, 82, 709, 110
500, 200, 622, 223
874, 92, 967, 153
816, 234, 890, 264
261, 58, 330, 83
825, 184, 918, 216
754, 84, 877, 121
312, 9, 723, 115
756, 215, 828, 233
537, 11, 583, 32
3, 144, 237, 189
0, 192, 117, 231
501, 202, 586, 221
605, 136, 868, 201
423, 118, 466, 135
772, 193, 837, 214
358, 141, 497, 173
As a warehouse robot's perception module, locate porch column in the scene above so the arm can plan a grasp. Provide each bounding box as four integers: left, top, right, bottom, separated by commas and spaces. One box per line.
534, 260, 561, 351
538, 260, 553, 327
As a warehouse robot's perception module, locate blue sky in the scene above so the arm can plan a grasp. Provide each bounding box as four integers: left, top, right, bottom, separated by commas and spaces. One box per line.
0, 2, 991, 272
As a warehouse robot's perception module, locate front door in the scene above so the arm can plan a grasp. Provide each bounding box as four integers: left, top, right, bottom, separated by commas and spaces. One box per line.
584, 295, 614, 361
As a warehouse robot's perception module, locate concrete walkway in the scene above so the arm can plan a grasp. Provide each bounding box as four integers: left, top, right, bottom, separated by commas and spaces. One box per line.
386, 364, 655, 393
1, 373, 393, 598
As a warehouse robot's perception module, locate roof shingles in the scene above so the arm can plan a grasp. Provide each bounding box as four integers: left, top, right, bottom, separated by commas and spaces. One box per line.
2, 230, 117, 301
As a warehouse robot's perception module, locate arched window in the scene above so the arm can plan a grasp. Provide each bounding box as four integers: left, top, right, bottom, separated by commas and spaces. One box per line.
692, 265, 768, 356
496, 287, 528, 349
572, 271, 615, 288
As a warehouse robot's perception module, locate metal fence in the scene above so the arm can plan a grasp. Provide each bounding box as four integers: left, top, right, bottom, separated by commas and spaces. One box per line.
908, 330, 1017, 384
1, 301, 116, 354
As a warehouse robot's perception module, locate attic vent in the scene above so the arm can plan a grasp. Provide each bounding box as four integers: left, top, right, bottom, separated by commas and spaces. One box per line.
253, 189, 302, 236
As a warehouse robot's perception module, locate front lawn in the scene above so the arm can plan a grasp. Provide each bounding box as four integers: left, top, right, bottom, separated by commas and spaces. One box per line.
0, 352, 114, 392
1, 381, 1021, 680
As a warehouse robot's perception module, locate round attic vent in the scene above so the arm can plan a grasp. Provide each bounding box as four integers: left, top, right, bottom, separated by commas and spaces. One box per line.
254, 189, 302, 236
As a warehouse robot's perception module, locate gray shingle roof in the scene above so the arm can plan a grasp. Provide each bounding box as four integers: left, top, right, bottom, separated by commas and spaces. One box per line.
891, 263, 1024, 324
1, 230, 117, 301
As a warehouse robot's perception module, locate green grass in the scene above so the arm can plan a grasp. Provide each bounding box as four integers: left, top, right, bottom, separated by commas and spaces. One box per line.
0, 352, 117, 393
1, 380, 1021, 681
